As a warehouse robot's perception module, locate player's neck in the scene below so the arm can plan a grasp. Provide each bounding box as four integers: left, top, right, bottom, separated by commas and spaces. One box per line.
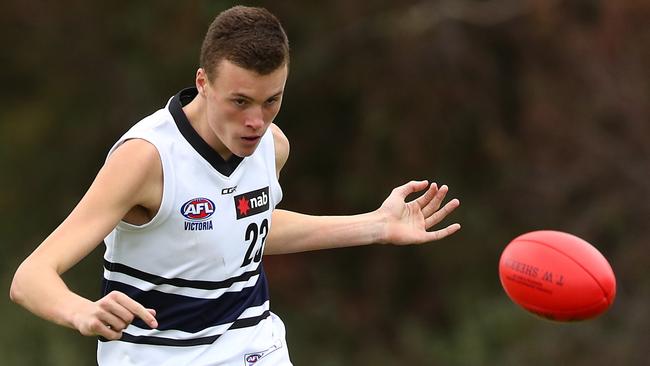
182, 96, 234, 161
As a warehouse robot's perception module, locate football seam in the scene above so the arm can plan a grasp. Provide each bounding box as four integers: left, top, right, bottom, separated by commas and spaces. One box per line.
516, 238, 611, 303
517, 297, 609, 321
518, 295, 608, 313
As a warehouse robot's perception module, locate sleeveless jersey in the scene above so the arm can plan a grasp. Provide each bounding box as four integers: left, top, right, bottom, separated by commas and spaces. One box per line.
97, 88, 292, 366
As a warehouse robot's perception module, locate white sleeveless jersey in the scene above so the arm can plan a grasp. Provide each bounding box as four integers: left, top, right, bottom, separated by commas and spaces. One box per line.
98, 88, 292, 366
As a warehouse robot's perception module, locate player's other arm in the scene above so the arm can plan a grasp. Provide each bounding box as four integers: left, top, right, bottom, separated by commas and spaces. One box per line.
10, 139, 159, 339
266, 125, 461, 255
270, 123, 289, 180
267, 182, 460, 254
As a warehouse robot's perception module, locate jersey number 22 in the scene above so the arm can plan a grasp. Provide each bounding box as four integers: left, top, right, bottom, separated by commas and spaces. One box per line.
241, 219, 269, 267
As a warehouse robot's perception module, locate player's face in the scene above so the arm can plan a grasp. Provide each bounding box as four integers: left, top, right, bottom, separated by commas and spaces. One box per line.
200, 60, 288, 158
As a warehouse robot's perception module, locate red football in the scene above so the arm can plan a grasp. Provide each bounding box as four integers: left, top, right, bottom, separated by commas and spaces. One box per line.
498, 230, 616, 321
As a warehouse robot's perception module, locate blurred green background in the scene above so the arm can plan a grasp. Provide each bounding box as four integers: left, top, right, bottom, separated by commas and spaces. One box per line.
2, 0, 648, 365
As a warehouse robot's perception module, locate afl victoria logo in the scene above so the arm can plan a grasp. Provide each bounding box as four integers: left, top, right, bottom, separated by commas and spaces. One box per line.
180, 197, 215, 221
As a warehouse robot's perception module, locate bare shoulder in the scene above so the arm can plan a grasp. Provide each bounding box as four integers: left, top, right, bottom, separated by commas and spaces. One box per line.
97, 138, 163, 211
269, 123, 290, 177
109, 138, 160, 168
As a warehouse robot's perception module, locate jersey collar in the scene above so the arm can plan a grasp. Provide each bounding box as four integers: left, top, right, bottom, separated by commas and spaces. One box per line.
169, 87, 243, 177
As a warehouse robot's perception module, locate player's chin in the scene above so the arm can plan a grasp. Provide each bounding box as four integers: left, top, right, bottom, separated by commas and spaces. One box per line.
232, 141, 260, 157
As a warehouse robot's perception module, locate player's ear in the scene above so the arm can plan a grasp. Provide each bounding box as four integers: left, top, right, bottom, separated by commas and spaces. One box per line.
196, 68, 208, 96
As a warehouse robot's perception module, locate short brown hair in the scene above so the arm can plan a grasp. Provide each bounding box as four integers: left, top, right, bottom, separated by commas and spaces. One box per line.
200, 6, 290, 80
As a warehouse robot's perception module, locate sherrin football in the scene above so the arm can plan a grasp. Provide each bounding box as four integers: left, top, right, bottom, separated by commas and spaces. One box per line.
498, 230, 616, 321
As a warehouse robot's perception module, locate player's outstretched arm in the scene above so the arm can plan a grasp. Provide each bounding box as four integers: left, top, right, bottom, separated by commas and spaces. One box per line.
266, 180, 460, 255
10, 139, 159, 339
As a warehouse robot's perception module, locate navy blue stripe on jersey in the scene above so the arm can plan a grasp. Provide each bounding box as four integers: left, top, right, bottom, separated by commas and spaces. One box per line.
170, 87, 243, 176
103, 259, 261, 290
101, 268, 269, 333
99, 311, 271, 347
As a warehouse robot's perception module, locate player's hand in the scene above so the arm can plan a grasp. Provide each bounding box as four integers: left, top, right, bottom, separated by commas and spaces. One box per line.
377, 180, 460, 245
72, 291, 158, 340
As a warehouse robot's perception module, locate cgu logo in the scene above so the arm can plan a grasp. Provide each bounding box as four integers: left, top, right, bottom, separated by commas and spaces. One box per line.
180, 197, 215, 221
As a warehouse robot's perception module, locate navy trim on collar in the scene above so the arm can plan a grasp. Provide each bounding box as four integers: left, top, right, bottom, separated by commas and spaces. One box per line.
169, 87, 243, 177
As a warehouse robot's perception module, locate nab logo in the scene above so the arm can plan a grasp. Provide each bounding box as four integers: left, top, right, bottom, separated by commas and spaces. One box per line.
234, 187, 269, 219
180, 197, 215, 221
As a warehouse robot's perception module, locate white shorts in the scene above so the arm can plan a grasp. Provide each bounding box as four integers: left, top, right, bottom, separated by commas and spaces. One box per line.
97, 312, 292, 366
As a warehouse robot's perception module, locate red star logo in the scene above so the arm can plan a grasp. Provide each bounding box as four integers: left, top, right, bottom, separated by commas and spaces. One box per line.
237, 197, 250, 216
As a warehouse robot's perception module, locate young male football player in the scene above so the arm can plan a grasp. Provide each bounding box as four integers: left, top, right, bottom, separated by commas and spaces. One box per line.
10, 6, 460, 365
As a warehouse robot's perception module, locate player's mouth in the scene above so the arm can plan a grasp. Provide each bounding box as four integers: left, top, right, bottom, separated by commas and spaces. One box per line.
241, 135, 261, 144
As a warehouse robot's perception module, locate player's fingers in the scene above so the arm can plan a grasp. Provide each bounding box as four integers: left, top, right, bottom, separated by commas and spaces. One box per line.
108, 291, 158, 328
392, 180, 429, 200
97, 311, 129, 332
414, 182, 438, 208
421, 185, 449, 218
424, 223, 461, 242
99, 299, 137, 324
88, 318, 123, 340
424, 198, 460, 229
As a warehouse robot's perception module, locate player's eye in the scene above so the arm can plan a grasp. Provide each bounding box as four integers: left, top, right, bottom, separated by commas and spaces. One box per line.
265, 97, 279, 106
232, 98, 249, 107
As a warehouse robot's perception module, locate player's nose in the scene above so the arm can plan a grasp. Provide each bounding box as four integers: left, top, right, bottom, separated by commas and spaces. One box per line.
244, 108, 265, 130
